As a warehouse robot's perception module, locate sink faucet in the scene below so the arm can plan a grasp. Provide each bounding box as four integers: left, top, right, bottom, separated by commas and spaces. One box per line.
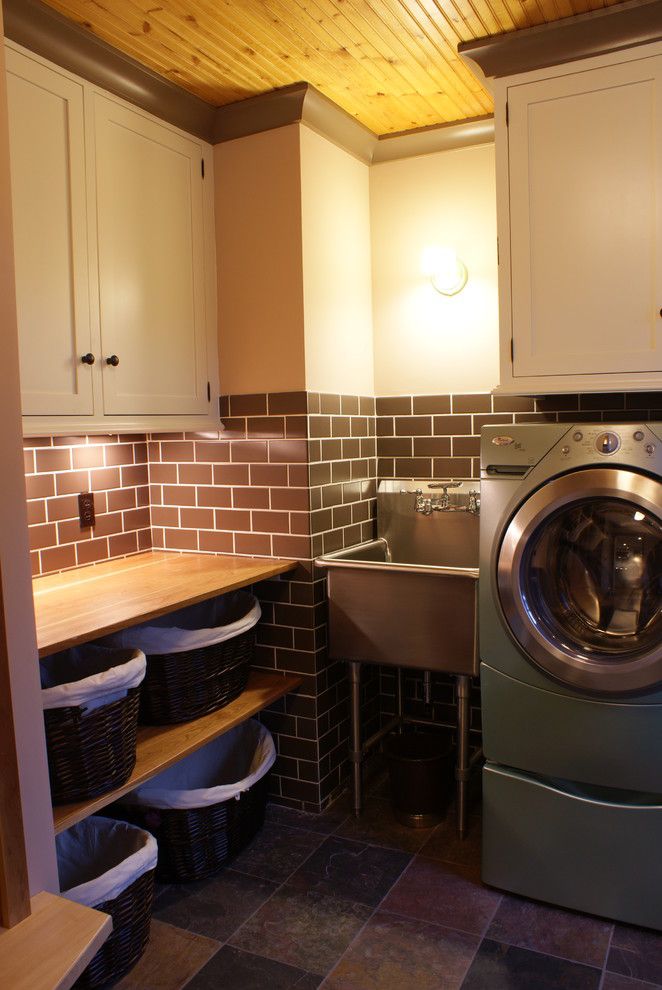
415, 493, 433, 515
411, 482, 481, 515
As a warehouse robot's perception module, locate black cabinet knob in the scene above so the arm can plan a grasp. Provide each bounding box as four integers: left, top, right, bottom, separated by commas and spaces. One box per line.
106, 354, 120, 367
80, 352, 95, 365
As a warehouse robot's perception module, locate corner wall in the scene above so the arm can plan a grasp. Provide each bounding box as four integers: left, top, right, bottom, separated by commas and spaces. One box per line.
214, 124, 306, 396
300, 125, 374, 397
0, 17, 58, 896
370, 142, 499, 396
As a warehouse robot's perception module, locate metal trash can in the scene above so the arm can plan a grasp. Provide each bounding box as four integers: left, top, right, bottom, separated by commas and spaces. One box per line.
384, 730, 454, 828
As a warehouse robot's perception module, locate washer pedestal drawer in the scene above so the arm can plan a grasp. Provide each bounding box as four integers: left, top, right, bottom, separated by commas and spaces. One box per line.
483, 763, 662, 930
481, 663, 662, 792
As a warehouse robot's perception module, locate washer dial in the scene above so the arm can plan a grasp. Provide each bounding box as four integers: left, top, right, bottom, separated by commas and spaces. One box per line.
595, 431, 621, 455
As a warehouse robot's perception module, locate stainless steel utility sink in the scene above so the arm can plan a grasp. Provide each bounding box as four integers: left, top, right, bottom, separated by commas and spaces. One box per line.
315, 479, 481, 835
315, 480, 479, 676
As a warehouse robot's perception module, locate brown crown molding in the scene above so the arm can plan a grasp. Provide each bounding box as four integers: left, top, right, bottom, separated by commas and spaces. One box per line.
213, 82, 376, 164
3, 0, 216, 141
459, 0, 662, 80
373, 115, 494, 163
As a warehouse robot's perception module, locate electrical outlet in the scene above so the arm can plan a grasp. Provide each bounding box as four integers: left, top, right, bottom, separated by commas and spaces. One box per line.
78, 491, 95, 528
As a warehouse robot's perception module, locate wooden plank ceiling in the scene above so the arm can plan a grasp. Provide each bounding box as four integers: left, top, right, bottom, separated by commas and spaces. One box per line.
41, 0, 628, 135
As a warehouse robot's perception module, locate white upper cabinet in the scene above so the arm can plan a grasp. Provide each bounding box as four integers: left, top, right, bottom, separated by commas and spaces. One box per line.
93, 95, 209, 416
495, 43, 662, 393
6, 49, 94, 417
5, 43, 218, 434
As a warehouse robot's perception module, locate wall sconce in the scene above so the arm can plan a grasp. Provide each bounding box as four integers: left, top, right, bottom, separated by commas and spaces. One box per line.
421, 246, 468, 296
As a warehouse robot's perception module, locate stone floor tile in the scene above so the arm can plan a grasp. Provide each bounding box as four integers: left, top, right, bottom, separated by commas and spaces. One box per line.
292, 835, 411, 907
419, 814, 482, 870
114, 920, 219, 990
152, 869, 278, 941
608, 925, 662, 985
186, 945, 321, 989
266, 796, 351, 835
323, 910, 479, 990
486, 894, 613, 968
602, 974, 662, 989
460, 939, 602, 989
381, 857, 501, 936
229, 880, 372, 975
230, 822, 326, 884
335, 796, 437, 854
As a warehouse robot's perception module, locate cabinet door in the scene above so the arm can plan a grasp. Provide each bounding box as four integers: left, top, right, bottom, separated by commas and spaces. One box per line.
508, 56, 662, 378
92, 94, 209, 416
6, 50, 94, 416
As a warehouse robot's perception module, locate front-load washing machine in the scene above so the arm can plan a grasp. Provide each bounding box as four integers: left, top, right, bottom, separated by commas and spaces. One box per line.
480, 422, 662, 930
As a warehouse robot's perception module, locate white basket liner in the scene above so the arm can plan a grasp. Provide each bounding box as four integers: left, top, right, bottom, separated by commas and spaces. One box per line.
57, 816, 158, 908
104, 591, 261, 655
41, 646, 146, 713
121, 720, 276, 810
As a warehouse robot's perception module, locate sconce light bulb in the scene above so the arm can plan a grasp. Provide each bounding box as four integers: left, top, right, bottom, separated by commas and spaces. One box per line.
421, 245, 468, 296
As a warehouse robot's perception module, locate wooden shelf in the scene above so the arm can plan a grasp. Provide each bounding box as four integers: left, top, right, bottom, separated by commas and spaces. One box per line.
0, 891, 112, 990
33, 550, 297, 656
53, 669, 302, 833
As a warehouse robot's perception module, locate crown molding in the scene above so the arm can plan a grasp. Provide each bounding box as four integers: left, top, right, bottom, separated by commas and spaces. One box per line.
213, 84, 493, 162
213, 82, 376, 163
459, 0, 662, 80
3, 0, 216, 141
372, 115, 494, 163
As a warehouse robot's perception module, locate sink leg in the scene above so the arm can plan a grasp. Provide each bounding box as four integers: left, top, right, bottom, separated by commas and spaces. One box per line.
396, 667, 403, 732
349, 661, 363, 818
456, 675, 471, 839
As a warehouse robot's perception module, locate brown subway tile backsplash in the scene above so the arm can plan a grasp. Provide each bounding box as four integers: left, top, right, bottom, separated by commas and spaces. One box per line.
376, 391, 662, 486
376, 396, 412, 416
229, 393, 268, 417
394, 415, 432, 437
452, 393, 491, 414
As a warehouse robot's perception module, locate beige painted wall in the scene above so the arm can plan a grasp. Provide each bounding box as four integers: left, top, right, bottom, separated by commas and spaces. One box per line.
214, 124, 306, 395
370, 143, 499, 395
300, 125, 374, 396
0, 19, 58, 895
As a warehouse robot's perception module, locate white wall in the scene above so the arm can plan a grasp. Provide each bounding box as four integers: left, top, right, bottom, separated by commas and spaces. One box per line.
300, 125, 374, 396
370, 142, 499, 395
215, 124, 306, 395
0, 19, 58, 896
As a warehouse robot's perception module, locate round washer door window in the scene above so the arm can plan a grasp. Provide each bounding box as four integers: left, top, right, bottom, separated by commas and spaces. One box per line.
497, 468, 662, 694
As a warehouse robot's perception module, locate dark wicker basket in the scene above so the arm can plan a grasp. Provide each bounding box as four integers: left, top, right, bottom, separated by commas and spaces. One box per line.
118, 773, 270, 883
45, 688, 141, 805
74, 868, 155, 989
139, 630, 253, 725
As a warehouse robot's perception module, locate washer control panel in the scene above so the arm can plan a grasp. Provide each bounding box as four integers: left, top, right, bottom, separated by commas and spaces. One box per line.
481, 422, 662, 475
562, 425, 657, 463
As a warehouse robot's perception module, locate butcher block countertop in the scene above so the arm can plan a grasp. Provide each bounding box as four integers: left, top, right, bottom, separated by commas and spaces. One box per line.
33, 550, 297, 656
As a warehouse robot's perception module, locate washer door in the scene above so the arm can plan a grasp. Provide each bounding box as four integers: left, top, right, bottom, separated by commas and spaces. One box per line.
498, 468, 662, 694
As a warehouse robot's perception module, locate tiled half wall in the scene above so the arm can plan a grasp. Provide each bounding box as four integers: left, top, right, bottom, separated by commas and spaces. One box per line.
23, 391, 377, 813
24, 434, 151, 577
24, 389, 662, 811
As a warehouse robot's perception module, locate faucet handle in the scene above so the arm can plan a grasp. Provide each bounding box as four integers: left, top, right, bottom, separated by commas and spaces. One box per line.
429, 481, 462, 492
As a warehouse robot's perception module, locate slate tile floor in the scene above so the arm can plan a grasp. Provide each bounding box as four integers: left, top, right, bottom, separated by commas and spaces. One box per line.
117, 781, 662, 990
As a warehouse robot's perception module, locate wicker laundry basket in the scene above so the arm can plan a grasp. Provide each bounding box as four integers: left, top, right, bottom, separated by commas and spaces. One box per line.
41, 645, 146, 804
117, 720, 275, 882
58, 816, 157, 989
